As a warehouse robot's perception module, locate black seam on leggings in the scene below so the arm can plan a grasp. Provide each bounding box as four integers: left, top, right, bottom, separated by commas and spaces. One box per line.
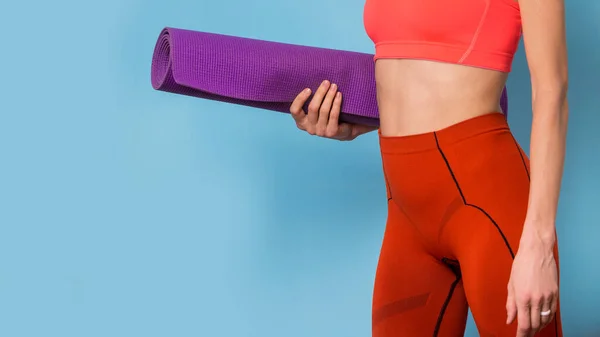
434, 132, 516, 259
383, 165, 393, 201
441, 257, 459, 264
510, 135, 530, 181
466, 204, 515, 258
441, 257, 462, 279
433, 133, 466, 204
433, 274, 461, 337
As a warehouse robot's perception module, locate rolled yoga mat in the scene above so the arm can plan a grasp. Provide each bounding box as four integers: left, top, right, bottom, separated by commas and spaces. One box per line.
151, 27, 508, 126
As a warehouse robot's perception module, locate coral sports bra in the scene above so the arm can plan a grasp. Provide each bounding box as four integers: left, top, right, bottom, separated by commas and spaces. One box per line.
363, 0, 522, 72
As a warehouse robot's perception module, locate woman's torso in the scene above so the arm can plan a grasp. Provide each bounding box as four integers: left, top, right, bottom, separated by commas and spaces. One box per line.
363, 0, 522, 136
374, 60, 507, 136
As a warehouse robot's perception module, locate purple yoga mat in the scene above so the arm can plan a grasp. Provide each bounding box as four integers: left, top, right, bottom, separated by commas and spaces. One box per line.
151, 27, 508, 126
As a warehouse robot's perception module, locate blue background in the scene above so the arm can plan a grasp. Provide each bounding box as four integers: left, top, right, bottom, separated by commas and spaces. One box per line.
0, 0, 598, 336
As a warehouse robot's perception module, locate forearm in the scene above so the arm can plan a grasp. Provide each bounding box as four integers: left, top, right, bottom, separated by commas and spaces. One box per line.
523, 87, 569, 244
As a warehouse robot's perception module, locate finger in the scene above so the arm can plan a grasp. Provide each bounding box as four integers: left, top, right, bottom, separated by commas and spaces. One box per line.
550, 295, 558, 316
550, 286, 559, 313
539, 296, 554, 328
530, 298, 542, 334
316, 83, 338, 136
307, 80, 331, 128
516, 302, 532, 337
506, 288, 517, 324
290, 88, 311, 128
325, 91, 342, 138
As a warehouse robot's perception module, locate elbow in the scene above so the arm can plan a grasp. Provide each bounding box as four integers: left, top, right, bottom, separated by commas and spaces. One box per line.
530, 78, 568, 125
532, 79, 568, 102
531, 95, 569, 133
531, 77, 568, 111
531, 67, 569, 102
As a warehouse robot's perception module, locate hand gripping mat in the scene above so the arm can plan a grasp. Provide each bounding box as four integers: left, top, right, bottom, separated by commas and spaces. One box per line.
151, 27, 508, 126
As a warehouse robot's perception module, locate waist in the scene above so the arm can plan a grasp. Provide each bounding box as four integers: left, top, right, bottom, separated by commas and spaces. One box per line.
378, 112, 509, 154
374, 59, 508, 136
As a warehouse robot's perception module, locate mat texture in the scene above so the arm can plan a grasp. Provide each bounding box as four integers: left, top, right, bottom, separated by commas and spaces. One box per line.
151, 27, 508, 126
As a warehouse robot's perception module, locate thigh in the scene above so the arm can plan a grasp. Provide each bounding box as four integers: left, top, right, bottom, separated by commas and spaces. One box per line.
445, 205, 563, 337
437, 124, 563, 336
372, 201, 468, 337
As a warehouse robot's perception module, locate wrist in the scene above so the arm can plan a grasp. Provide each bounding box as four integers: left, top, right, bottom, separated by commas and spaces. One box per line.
521, 218, 556, 251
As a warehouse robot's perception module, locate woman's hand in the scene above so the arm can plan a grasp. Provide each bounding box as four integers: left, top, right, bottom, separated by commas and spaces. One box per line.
506, 227, 559, 337
289, 80, 376, 140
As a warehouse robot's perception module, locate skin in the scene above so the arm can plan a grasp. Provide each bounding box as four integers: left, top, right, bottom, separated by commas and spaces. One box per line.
289, 0, 568, 336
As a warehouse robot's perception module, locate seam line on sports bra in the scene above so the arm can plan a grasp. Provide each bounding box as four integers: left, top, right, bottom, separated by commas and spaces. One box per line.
458, 0, 491, 63
500, 0, 520, 9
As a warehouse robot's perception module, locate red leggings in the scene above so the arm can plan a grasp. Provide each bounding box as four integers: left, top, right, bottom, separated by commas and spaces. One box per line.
373, 113, 562, 337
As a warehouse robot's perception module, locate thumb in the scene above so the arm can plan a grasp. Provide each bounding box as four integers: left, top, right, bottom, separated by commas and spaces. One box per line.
335, 123, 353, 140
506, 286, 517, 325
349, 124, 375, 139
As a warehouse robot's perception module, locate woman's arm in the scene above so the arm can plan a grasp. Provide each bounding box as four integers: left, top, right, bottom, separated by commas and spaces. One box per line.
505, 1, 568, 336
519, 0, 569, 245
